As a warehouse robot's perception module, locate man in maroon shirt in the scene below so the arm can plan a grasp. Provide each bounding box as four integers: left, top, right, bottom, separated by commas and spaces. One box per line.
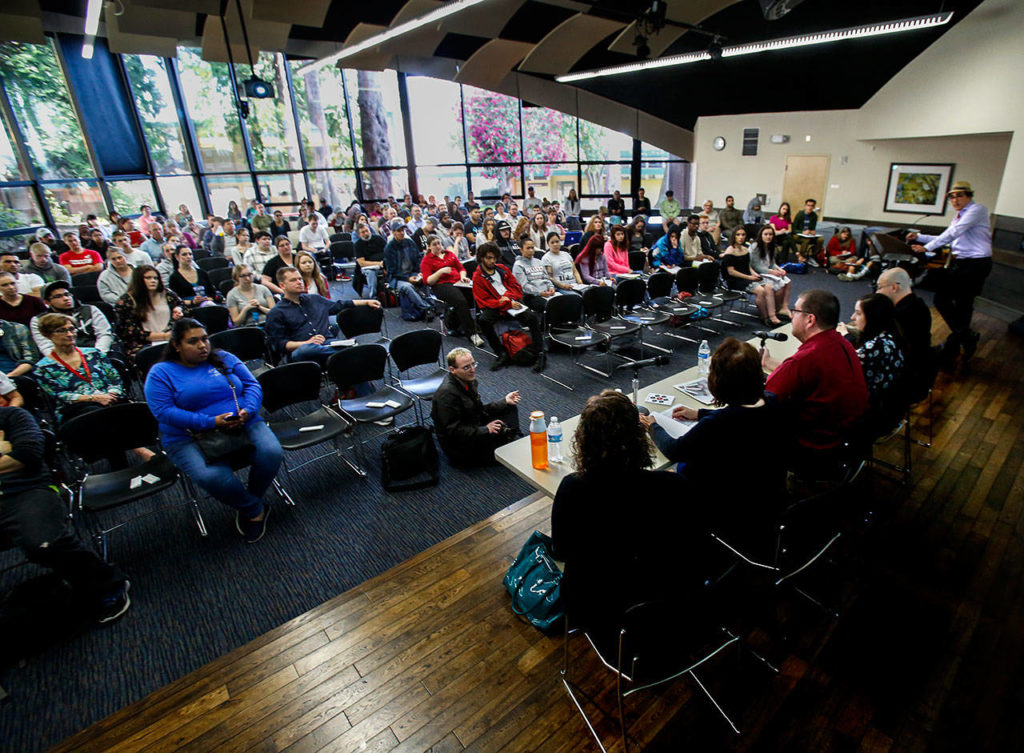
0, 272, 47, 326
762, 289, 868, 459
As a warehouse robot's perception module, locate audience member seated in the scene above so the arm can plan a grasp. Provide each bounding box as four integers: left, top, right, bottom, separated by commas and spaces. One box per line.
229, 227, 252, 267
768, 202, 797, 262
354, 223, 386, 299
139, 223, 166, 263
211, 219, 239, 260
260, 236, 298, 296
551, 390, 696, 628
541, 233, 584, 293
58, 232, 103, 278
0, 371, 23, 407
627, 216, 650, 259
448, 222, 471, 261
226, 201, 243, 226
145, 318, 283, 544
383, 221, 432, 321
226, 264, 275, 327
579, 215, 606, 251
243, 232, 278, 287
97, 248, 134, 305
265, 266, 380, 367
1, 253, 43, 296
0, 318, 38, 377
296, 250, 330, 298
876, 267, 932, 377
643, 338, 786, 543
154, 242, 177, 286
792, 198, 824, 263
743, 197, 766, 226
830, 227, 871, 281
431, 347, 521, 466
114, 266, 187, 363
26, 242, 71, 285
249, 203, 273, 234
270, 209, 291, 240
749, 225, 792, 320
420, 235, 479, 345
606, 190, 626, 224
697, 215, 719, 258
603, 225, 632, 275
840, 293, 906, 409
0, 406, 131, 622
136, 204, 158, 236
168, 246, 219, 308
30, 281, 114, 357
762, 289, 869, 469
494, 220, 521, 267
681, 214, 716, 264
471, 243, 545, 372
721, 227, 781, 325
34, 226, 69, 256
632, 187, 651, 218
111, 230, 152, 268
0, 271, 46, 327
657, 189, 682, 232
575, 235, 611, 285
512, 238, 558, 313
701, 199, 721, 244
651, 227, 684, 270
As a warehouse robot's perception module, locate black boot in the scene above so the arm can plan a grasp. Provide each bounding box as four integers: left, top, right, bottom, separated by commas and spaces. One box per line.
532, 352, 547, 373
490, 352, 511, 371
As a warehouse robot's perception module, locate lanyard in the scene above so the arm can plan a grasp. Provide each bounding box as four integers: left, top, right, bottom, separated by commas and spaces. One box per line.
51, 347, 92, 385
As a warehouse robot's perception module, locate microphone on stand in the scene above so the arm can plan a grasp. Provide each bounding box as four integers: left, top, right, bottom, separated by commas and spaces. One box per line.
752, 331, 788, 342
615, 355, 670, 371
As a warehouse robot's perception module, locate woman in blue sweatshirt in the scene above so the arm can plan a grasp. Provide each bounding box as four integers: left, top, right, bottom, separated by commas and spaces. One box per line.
145, 318, 283, 542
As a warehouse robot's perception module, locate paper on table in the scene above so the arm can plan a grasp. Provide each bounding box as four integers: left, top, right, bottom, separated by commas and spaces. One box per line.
570, 283, 589, 292
674, 378, 715, 405
652, 408, 696, 439
454, 280, 473, 288
504, 305, 530, 317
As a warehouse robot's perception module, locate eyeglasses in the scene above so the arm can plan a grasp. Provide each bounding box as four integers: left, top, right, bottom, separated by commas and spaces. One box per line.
457, 362, 479, 371
52, 326, 76, 334
790, 307, 808, 316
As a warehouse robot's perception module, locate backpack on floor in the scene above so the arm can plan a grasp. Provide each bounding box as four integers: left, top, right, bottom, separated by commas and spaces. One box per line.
398, 288, 425, 321
381, 425, 440, 491
501, 329, 536, 366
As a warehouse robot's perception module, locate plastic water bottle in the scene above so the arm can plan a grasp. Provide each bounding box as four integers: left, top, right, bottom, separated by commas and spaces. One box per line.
698, 339, 711, 377
547, 417, 563, 464
529, 411, 548, 470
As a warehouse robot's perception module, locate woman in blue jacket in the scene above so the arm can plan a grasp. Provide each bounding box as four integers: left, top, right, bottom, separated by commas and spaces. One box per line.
145, 318, 283, 542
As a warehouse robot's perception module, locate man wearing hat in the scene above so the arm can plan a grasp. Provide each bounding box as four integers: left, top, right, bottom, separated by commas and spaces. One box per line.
29, 281, 114, 357
383, 220, 432, 320
493, 219, 520, 267
658, 190, 681, 232
907, 180, 992, 366
32, 227, 69, 256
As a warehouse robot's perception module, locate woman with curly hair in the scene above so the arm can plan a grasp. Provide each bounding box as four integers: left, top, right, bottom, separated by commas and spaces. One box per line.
550, 390, 698, 628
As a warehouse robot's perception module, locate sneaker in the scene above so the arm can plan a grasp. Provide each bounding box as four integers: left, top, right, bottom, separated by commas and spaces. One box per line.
852, 266, 871, 279
373, 416, 395, 426
807, 258, 820, 268
490, 353, 511, 371
424, 308, 436, 323
97, 580, 131, 624
837, 273, 854, 281
241, 507, 270, 544
340, 273, 352, 282
471, 334, 485, 347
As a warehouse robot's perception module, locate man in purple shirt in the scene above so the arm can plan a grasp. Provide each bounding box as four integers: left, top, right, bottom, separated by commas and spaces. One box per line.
908, 180, 992, 366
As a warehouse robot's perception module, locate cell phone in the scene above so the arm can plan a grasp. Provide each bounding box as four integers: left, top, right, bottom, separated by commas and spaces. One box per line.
226, 413, 240, 421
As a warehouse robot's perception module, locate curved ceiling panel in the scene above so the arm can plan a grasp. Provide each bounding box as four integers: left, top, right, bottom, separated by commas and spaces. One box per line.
454, 38, 535, 91
518, 13, 625, 75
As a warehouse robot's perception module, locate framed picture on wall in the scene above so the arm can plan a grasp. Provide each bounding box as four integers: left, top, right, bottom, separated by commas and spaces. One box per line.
885, 163, 955, 215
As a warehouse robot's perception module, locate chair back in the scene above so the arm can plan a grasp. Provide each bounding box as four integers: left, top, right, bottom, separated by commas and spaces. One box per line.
192, 247, 212, 260
337, 305, 384, 339
257, 361, 322, 413
389, 329, 442, 372
191, 304, 230, 334
207, 267, 234, 289
329, 232, 348, 243
11, 374, 53, 422
73, 285, 102, 304
330, 240, 355, 261
326, 343, 388, 385
218, 279, 235, 297
675, 266, 698, 294
647, 272, 673, 299
696, 260, 721, 293
627, 251, 647, 273
197, 257, 229, 272
94, 300, 117, 326
60, 402, 160, 461
582, 285, 615, 320
743, 223, 762, 243
209, 326, 267, 362
134, 343, 166, 379
72, 270, 101, 287
615, 278, 646, 310
545, 293, 583, 328
462, 258, 478, 278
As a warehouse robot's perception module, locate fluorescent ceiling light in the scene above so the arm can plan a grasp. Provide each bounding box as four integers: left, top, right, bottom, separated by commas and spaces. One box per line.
84, 0, 102, 36
557, 11, 954, 84
297, 0, 493, 75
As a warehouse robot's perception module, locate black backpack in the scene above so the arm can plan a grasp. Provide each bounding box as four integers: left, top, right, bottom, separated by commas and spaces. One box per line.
381, 425, 440, 491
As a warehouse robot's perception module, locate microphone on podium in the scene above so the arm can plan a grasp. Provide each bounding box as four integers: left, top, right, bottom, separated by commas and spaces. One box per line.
615, 355, 670, 371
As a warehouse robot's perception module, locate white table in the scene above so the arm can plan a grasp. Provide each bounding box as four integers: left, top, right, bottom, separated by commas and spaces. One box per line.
494, 325, 798, 498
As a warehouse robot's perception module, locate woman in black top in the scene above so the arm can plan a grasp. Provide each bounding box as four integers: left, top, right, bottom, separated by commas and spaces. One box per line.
168, 245, 220, 307
551, 390, 705, 630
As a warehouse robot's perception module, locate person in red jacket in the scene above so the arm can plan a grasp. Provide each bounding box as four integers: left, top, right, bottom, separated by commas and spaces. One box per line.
420, 235, 481, 346
472, 242, 545, 372
762, 289, 868, 475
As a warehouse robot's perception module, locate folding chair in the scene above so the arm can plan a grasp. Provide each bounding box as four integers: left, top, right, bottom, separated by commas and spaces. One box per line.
582, 285, 641, 362
675, 268, 718, 337
134, 343, 166, 381
695, 261, 740, 327
209, 327, 271, 376
614, 277, 671, 354
73, 285, 102, 304
258, 361, 358, 489
197, 256, 229, 272
336, 305, 389, 346
59, 402, 206, 560
207, 266, 234, 292
627, 251, 647, 273
542, 293, 612, 390
191, 304, 231, 334
71, 270, 100, 287
388, 329, 447, 424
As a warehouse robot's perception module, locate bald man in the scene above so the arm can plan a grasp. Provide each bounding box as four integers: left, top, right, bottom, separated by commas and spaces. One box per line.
876, 266, 932, 377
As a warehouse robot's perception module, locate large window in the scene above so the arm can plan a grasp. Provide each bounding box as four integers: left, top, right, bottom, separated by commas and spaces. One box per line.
108, 179, 158, 216
461, 85, 521, 166
245, 54, 303, 172
345, 69, 406, 168
290, 63, 355, 170
0, 112, 30, 182
0, 186, 43, 230
407, 76, 465, 166
123, 55, 192, 175
522, 105, 576, 163
176, 48, 248, 174
0, 41, 93, 181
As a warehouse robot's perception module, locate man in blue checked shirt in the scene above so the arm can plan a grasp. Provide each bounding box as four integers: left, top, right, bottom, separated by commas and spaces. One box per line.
908, 180, 992, 367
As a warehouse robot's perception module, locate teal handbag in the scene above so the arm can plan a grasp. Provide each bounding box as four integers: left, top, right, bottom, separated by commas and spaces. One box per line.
503, 531, 564, 632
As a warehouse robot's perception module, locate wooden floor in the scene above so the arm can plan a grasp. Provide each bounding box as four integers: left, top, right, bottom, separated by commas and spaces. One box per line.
51, 311, 1024, 753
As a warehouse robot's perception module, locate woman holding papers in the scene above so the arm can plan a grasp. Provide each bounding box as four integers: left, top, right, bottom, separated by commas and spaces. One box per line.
748, 225, 792, 321
574, 235, 611, 286
420, 235, 478, 344
650, 227, 684, 269
721, 227, 782, 326
603, 225, 632, 275
552, 390, 698, 628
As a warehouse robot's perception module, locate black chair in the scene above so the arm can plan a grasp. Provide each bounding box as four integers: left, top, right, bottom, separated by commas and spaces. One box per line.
646, 271, 674, 301
543, 293, 612, 390
336, 305, 389, 346
329, 232, 349, 243
582, 285, 641, 358
11, 374, 57, 428
197, 257, 229, 272
330, 240, 357, 281
59, 402, 206, 560
627, 251, 647, 273
258, 361, 359, 489
218, 279, 235, 298
71, 270, 100, 287
134, 343, 166, 382
462, 258, 478, 278
209, 327, 270, 376
675, 268, 717, 337
191, 304, 231, 334
326, 344, 414, 470
388, 329, 446, 424
192, 247, 212, 260
94, 299, 117, 327
207, 266, 234, 291
73, 284, 102, 304
695, 261, 738, 327
615, 278, 671, 354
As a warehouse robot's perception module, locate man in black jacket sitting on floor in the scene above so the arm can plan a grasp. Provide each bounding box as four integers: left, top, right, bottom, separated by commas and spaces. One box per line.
431, 347, 521, 466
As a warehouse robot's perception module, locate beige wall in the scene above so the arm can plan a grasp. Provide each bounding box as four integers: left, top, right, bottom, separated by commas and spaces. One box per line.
695, 0, 1024, 221
694, 110, 1011, 225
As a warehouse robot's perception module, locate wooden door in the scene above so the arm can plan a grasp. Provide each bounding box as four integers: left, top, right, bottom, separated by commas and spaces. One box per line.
783, 155, 830, 212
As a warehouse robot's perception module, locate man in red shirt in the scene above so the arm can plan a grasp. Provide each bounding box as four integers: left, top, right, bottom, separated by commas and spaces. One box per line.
58, 232, 103, 277
762, 289, 868, 463
472, 243, 545, 372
